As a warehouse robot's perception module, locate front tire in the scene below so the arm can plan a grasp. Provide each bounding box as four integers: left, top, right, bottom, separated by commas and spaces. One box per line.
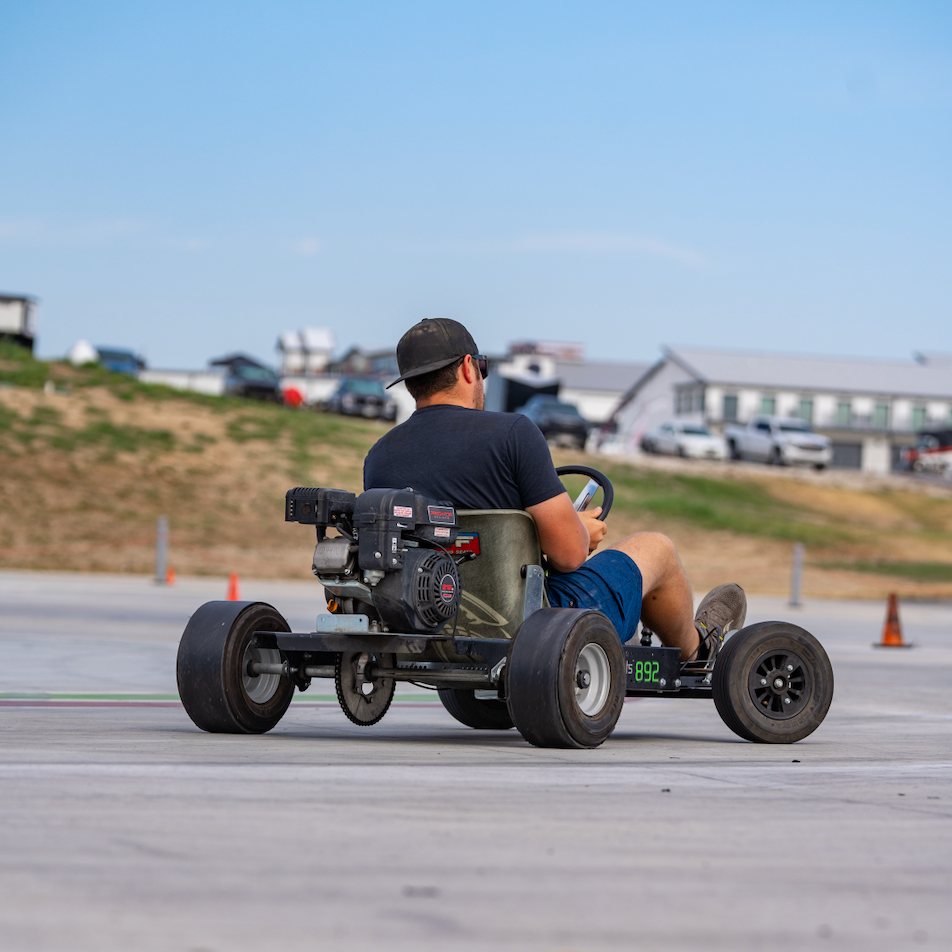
507, 609, 625, 748
176, 601, 295, 734
438, 688, 514, 730
712, 622, 834, 744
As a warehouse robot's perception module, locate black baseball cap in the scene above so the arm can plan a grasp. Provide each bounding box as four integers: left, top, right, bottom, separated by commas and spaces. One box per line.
387, 318, 479, 389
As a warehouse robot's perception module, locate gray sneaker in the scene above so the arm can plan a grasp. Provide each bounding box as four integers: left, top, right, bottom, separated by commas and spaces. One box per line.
690, 583, 747, 666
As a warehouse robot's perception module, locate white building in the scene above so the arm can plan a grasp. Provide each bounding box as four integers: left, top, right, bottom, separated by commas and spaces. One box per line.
611, 346, 952, 473
0, 294, 37, 351
557, 359, 651, 426
277, 328, 336, 376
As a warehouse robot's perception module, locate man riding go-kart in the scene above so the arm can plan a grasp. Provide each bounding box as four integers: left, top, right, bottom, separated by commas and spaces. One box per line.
176, 319, 833, 749
366, 318, 746, 670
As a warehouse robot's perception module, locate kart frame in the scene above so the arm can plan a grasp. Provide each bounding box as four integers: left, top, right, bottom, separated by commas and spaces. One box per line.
177, 466, 834, 748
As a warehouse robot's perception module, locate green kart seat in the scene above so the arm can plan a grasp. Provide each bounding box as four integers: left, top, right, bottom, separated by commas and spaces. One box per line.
452, 509, 548, 642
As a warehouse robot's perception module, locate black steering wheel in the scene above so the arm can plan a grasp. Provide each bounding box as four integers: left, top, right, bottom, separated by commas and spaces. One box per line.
555, 465, 614, 520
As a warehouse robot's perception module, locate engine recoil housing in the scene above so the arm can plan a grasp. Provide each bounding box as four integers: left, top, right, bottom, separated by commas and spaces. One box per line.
372, 548, 461, 633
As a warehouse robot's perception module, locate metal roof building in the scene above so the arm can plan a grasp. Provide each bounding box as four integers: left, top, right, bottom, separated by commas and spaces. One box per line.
611, 346, 952, 473
665, 347, 952, 400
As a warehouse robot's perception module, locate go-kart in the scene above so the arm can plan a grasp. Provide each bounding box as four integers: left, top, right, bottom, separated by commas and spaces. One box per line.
176, 466, 834, 749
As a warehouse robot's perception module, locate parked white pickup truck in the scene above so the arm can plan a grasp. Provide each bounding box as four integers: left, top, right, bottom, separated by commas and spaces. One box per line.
724, 416, 832, 469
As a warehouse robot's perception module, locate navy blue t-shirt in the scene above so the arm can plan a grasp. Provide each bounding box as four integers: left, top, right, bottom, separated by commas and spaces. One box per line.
363, 404, 566, 510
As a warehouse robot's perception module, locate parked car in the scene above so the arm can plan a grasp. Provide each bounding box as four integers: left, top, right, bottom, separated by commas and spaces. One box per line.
224, 363, 281, 401
329, 377, 397, 421
901, 428, 952, 475
724, 416, 831, 469
641, 421, 727, 460
517, 395, 589, 449
95, 347, 145, 376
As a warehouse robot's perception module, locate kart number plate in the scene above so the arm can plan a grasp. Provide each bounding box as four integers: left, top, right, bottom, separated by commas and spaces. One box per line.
623, 646, 681, 693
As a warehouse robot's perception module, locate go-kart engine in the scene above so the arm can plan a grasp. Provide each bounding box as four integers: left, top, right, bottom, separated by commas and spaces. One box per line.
373, 548, 461, 633
285, 485, 462, 634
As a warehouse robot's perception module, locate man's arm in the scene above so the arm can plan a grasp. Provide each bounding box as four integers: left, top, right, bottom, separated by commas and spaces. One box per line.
526, 493, 607, 573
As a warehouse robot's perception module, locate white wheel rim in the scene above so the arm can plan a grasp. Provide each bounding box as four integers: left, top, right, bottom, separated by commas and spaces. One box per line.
242, 645, 282, 704
574, 643, 611, 716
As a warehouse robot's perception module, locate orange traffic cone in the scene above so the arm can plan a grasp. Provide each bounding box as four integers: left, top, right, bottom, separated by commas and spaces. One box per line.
873, 593, 912, 648
165, 567, 176, 585
226, 572, 240, 601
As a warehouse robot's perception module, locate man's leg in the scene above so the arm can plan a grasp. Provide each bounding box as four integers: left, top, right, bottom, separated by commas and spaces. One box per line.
609, 532, 699, 661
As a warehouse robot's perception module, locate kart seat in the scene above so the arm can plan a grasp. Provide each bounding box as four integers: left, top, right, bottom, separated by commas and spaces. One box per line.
453, 509, 548, 641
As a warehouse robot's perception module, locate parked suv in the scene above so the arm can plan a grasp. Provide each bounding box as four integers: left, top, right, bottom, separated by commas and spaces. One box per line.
517, 395, 589, 449
724, 416, 831, 469
224, 364, 281, 401
329, 377, 397, 421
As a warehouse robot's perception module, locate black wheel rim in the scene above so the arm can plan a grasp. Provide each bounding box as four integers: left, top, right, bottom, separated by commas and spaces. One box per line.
747, 648, 810, 720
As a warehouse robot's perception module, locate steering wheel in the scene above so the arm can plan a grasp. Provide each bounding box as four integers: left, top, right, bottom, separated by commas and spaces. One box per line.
555, 465, 614, 520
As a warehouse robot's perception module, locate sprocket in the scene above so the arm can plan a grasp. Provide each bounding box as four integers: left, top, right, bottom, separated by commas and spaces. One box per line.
335, 651, 395, 726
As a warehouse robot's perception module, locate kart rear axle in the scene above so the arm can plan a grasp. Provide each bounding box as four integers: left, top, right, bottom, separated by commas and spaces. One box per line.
248, 659, 493, 687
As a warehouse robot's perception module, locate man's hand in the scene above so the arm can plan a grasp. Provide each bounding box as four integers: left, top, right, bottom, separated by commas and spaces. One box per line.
579, 506, 607, 553
526, 493, 606, 573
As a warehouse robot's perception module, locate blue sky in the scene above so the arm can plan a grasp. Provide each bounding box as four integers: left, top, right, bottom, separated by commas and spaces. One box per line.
1, 1, 950, 369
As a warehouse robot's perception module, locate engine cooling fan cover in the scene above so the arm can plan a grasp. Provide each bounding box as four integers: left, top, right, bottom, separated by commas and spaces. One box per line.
373, 548, 461, 633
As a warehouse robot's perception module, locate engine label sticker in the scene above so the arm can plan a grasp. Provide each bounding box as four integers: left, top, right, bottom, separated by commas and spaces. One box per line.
427, 506, 456, 525
439, 574, 457, 603
393, 505, 413, 518
434, 526, 451, 538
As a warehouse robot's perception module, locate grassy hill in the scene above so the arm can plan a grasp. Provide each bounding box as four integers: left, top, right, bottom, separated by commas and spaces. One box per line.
3, 341, 952, 599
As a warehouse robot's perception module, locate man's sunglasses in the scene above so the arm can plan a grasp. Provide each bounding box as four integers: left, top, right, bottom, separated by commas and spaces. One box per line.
470, 354, 489, 379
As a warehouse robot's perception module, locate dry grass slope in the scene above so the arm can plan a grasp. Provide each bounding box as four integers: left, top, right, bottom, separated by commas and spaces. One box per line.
2, 342, 952, 598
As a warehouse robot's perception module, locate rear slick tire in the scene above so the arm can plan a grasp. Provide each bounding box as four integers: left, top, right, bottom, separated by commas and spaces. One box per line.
176, 601, 294, 734
712, 622, 834, 744
438, 688, 514, 730
507, 609, 626, 749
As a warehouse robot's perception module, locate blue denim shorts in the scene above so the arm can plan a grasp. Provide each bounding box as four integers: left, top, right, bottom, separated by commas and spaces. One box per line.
545, 549, 643, 643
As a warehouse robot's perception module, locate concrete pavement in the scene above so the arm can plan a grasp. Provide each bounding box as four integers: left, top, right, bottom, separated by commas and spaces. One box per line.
1, 570, 950, 951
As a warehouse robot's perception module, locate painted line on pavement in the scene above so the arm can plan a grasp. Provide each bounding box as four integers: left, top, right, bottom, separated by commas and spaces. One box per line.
0, 697, 442, 709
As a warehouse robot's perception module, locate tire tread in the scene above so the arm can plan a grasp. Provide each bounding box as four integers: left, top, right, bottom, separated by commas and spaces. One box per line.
713, 621, 834, 744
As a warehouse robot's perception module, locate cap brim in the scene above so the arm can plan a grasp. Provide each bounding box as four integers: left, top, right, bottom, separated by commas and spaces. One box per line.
385, 355, 463, 389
